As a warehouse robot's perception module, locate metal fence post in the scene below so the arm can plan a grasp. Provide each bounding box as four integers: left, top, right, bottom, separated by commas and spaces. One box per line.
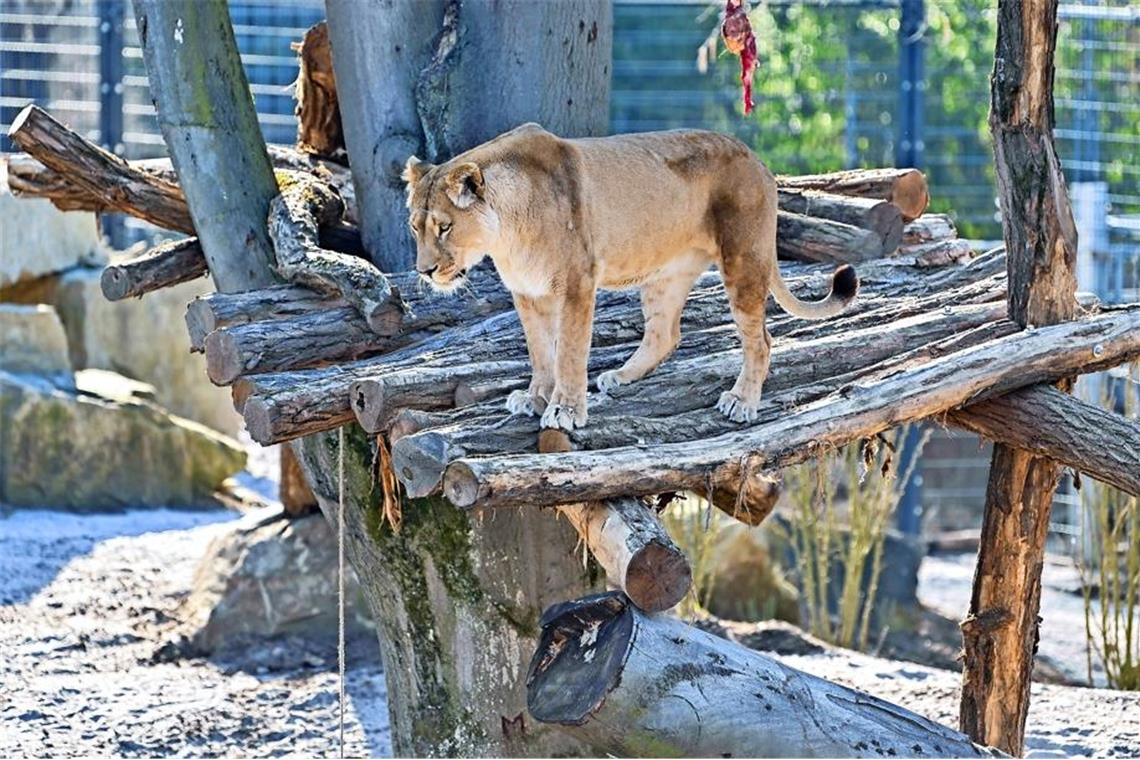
98, 0, 125, 247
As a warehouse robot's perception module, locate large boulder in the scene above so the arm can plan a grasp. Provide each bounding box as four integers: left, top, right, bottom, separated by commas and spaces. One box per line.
0, 163, 104, 287
0, 304, 72, 378
53, 266, 241, 436
179, 507, 369, 651
0, 370, 246, 509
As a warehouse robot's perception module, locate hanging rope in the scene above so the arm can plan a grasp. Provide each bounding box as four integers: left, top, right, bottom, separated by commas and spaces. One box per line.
337, 426, 346, 758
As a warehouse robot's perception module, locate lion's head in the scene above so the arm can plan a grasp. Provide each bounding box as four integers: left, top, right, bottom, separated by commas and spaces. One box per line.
402, 157, 500, 292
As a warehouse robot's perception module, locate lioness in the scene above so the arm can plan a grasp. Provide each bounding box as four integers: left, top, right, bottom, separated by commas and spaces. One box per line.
404, 124, 857, 431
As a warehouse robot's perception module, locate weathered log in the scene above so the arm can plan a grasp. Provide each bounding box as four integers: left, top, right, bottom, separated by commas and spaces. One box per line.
268, 172, 403, 335
776, 211, 891, 263
391, 302, 1011, 502
7, 105, 193, 233
440, 306, 1140, 510
777, 188, 903, 250
900, 239, 974, 268
557, 500, 691, 613
778, 167, 930, 221
903, 213, 958, 244
100, 237, 208, 301
280, 445, 318, 516
526, 592, 996, 758
960, 1, 1082, 753
199, 269, 510, 380
948, 384, 1140, 497
293, 21, 344, 158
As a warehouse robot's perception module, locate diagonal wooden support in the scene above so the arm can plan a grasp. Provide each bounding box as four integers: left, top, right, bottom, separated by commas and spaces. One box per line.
960, 0, 1081, 754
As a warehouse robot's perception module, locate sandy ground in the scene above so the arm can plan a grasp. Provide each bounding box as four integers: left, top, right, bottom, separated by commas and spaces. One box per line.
2, 469, 1138, 757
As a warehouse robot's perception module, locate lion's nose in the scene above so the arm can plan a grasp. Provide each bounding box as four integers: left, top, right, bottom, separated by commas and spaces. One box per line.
417, 265, 438, 277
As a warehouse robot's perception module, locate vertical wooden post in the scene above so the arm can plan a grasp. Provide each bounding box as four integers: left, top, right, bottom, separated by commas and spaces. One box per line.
959, 0, 1078, 755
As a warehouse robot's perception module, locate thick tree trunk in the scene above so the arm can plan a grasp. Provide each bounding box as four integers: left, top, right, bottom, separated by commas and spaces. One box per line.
317, 2, 614, 755
527, 592, 996, 758
960, 1, 1080, 754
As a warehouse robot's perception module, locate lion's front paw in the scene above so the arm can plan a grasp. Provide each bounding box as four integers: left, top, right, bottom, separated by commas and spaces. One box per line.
540, 402, 587, 431
716, 391, 760, 424
596, 370, 625, 393
506, 390, 539, 417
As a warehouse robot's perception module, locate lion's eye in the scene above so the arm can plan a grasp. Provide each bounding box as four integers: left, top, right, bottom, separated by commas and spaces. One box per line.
438, 223, 452, 238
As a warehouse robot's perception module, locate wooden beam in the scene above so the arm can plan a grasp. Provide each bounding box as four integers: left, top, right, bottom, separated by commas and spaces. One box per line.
526, 592, 995, 757
960, 0, 1081, 753
949, 384, 1140, 497
440, 307, 1140, 511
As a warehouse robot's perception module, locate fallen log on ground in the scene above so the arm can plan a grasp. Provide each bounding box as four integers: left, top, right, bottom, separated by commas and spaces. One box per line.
267, 171, 403, 335
100, 237, 208, 301
947, 383, 1140, 497
777, 167, 930, 221
777, 188, 903, 250
440, 305, 1140, 510
557, 500, 691, 613
526, 592, 996, 757
7, 105, 192, 232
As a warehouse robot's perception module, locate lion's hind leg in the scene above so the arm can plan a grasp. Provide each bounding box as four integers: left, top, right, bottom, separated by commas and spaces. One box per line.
596, 254, 708, 393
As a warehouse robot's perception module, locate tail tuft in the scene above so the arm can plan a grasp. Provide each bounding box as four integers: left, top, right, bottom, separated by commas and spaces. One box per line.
832, 264, 859, 302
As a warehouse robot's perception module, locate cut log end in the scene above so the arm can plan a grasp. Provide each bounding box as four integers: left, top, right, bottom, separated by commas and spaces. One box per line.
350, 379, 386, 433
624, 540, 692, 613
442, 461, 481, 509
365, 298, 406, 337
204, 330, 245, 386
242, 397, 276, 447
538, 429, 573, 453
185, 298, 217, 353
892, 170, 931, 222
526, 592, 634, 726
99, 266, 134, 301
391, 431, 453, 499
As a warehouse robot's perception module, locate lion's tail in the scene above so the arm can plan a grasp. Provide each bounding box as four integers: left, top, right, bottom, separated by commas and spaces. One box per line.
770, 264, 859, 320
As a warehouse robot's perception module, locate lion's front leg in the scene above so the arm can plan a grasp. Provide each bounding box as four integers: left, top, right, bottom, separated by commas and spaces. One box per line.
541, 274, 596, 431
507, 293, 557, 417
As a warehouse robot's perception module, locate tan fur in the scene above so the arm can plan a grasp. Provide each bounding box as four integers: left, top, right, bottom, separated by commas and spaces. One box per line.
403, 124, 857, 430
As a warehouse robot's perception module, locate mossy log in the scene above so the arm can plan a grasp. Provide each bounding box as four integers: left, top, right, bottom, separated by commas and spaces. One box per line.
440, 305, 1140, 510
777, 167, 930, 221
100, 237, 209, 301
526, 592, 997, 757
267, 172, 403, 335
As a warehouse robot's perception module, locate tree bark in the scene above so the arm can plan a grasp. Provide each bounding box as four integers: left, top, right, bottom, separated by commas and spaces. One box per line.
526, 592, 996, 758
903, 213, 958, 244
292, 21, 344, 159
776, 211, 892, 263
316, 2, 614, 754
947, 384, 1140, 497
100, 237, 208, 301
960, 1, 1081, 754
899, 239, 975, 268
777, 189, 903, 250
777, 168, 930, 221
440, 306, 1140, 511
280, 445, 318, 516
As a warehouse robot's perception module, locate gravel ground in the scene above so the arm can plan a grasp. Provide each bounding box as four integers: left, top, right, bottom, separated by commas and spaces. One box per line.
2, 495, 1137, 757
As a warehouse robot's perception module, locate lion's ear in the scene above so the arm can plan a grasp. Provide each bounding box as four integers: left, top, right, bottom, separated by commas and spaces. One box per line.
444, 163, 484, 209
402, 156, 433, 186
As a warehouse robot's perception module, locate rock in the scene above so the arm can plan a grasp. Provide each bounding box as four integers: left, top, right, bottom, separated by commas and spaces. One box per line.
0, 371, 246, 509
0, 162, 105, 288
180, 507, 369, 651
0, 304, 72, 378
53, 266, 241, 436
704, 522, 801, 624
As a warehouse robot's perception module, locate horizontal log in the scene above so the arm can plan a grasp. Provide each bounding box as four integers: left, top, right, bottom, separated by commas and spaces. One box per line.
526, 592, 995, 757
776, 211, 890, 263
777, 188, 903, 250
100, 237, 208, 301
391, 301, 1010, 501
557, 499, 691, 613
903, 213, 957, 244
778, 167, 930, 221
949, 384, 1140, 497
7, 105, 192, 232
239, 254, 1007, 445
900, 238, 975, 268
441, 305, 1140, 510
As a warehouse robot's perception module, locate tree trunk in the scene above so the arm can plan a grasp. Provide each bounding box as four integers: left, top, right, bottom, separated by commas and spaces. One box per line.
526, 592, 995, 758
316, 2, 614, 755
960, 1, 1080, 754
